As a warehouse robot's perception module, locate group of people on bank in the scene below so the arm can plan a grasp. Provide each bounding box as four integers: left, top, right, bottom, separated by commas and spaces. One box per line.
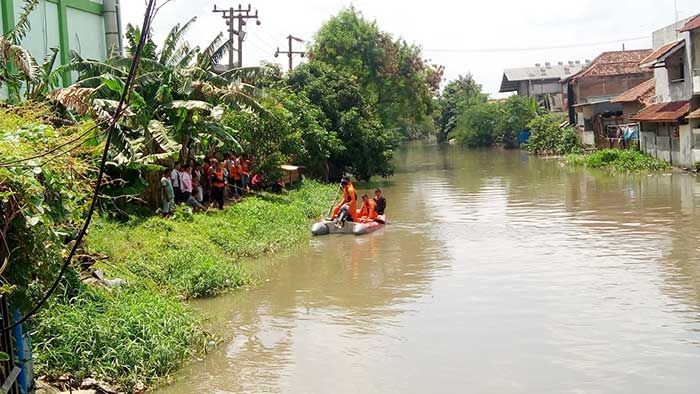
331, 177, 386, 225
159, 153, 268, 215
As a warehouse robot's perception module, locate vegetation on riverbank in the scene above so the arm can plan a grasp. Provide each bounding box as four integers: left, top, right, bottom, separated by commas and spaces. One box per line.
524, 113, 582, 156
30, 180, 336, 390
0, 2, 442, 390
566, 149, 670, 172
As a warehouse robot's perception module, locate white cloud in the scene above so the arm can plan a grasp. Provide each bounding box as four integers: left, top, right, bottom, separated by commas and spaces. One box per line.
121, 0, 698, 95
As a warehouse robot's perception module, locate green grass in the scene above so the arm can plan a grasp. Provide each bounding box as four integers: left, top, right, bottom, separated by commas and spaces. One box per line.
88, 180, 337, 298
33, 180, 336, 391
566, 149, 671, 172
32, 285, 207, 391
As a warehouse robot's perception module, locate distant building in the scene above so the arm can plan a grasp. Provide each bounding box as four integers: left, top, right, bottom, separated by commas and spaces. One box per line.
499, 61, 587, 112
635, 15, 700, 167
1, 0, 122, 86
564, 50, 654, 147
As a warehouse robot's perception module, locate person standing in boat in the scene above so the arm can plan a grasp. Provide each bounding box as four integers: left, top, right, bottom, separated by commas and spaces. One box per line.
374, 188, 386, 216
332, 178, 357, 225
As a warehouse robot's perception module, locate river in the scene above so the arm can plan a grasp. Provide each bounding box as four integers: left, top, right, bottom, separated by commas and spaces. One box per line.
161, 144, 700, 393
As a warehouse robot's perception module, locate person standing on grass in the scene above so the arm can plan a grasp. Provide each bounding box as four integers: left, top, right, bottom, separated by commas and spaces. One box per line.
171, 163, 182, 204
181, 164, 193, 203
193, 163, 204, 203
160, 169, 175, 217
211, 161, 226, 210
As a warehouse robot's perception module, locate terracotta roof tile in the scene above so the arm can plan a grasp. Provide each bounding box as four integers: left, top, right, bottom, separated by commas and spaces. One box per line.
632, 101, 689, 122
679, 14, 700, 32
568, 50, 652, 81
639, 40, 685, 67
611, 79, 656, 105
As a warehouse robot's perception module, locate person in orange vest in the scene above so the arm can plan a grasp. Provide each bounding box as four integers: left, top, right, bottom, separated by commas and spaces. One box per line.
210, 161, 227, 210
357, 194, 378, 223
332, 178, 357, 225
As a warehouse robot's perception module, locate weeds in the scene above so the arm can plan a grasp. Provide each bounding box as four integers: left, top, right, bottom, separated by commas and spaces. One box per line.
566, 149, 670, 172
32, 181, 336, 391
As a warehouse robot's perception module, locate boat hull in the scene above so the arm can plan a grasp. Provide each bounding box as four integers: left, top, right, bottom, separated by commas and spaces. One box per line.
311, 216, 386, 236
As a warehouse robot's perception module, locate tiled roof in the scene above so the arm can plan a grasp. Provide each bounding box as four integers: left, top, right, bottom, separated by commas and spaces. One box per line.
639, 40, 685, 67
679, 14, 700, 32
567, 50, 653, 81
611, 79, 656, 105
632, 101, 689, 122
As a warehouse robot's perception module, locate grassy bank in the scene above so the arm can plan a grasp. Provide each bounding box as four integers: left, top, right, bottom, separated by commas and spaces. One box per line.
32, 181, 336, 391
566, 149, 670, 172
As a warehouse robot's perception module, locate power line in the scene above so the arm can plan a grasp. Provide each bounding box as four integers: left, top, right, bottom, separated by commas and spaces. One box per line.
423, 36, 650, 54
275, 35, 305, 70
212, 3, 261, 68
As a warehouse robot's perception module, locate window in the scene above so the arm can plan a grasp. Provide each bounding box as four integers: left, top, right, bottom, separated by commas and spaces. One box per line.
667, 50, 686, 82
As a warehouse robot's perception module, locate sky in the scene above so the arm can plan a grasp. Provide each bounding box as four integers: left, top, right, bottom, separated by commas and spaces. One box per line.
121, 0, 699, 97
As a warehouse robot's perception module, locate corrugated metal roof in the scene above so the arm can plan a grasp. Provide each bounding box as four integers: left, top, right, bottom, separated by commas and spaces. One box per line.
632, 101, 689, 122
687, 108, 700, 119
566, 50, 653, 81
639, 40, 685, 68
611, 79, 656, 104
499, 62, 586, 92
679, 14, 700, 32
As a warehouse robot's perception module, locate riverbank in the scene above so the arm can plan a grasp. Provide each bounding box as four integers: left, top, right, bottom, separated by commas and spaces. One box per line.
31, 181, 336, 392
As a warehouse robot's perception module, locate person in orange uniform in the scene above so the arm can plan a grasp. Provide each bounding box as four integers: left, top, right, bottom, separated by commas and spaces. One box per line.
357, 194, 378, 223
332, 178, 357, 224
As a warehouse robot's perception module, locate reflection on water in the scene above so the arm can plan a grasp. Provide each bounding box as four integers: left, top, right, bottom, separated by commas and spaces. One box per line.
161, 144, 700, 394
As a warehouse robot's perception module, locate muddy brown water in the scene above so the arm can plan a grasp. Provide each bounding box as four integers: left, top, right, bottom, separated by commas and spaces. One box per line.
160, 144, 700, 393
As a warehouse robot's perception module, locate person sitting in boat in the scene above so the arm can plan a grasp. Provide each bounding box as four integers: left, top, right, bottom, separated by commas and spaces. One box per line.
332, 178, 357, 225
357, 194, 378, 223
374, 188, 386, 216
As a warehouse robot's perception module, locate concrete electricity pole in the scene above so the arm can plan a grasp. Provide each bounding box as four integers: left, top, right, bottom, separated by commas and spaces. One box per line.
275, 35, 305, 70
213, 4, 261, 69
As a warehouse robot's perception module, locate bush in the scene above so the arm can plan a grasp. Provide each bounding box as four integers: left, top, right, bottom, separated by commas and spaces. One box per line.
32, 285, 207, 390
453, 102, 499, 148
566, 149, 670, 172
525, 113, 581, 156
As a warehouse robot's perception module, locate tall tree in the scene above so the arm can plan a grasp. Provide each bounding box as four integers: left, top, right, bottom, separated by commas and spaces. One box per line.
311, 7, 443, 139
436, 74, 487, 143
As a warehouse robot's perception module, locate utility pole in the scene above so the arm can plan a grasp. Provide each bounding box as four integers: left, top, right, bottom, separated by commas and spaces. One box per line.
275, 35, 305, 71
213, 4, 261, 69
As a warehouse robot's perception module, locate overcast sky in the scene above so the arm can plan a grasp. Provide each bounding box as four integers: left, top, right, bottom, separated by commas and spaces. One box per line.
122, 0, 698, 96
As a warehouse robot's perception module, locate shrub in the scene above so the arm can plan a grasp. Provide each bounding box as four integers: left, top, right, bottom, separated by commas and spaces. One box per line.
566, 149, 670, 172
453, 102, 500, 148
525, 113, 581, 156
32, 285, 207, 390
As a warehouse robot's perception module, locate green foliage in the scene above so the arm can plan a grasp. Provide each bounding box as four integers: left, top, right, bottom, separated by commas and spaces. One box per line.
223, 86, 342, 179
32, 285, 207, 390
453, 102, 500, 148
0, 104, 99, 310
566, 149, 670, 172
495, 95, 541, 148
311, 7, 443, 139
436, 74, 487, 142
88, 180, 336, 299
524, 113, 581, 156
287, 61, 394, 180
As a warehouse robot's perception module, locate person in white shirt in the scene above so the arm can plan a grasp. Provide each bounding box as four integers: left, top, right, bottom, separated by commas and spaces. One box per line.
181, 165, 193, 202
170, 163, 182, 203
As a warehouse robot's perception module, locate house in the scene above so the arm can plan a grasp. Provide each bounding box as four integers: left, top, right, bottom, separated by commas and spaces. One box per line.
1, 0, 122, 87
601, 79, 657, 148
499, 61, 587, 112
564, 50, 654, 147
635, 15, 700, 167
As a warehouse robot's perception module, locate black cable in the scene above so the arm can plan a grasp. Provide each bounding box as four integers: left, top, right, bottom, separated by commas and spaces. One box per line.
2, 0, 158, 332
0, 124, 100, 167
